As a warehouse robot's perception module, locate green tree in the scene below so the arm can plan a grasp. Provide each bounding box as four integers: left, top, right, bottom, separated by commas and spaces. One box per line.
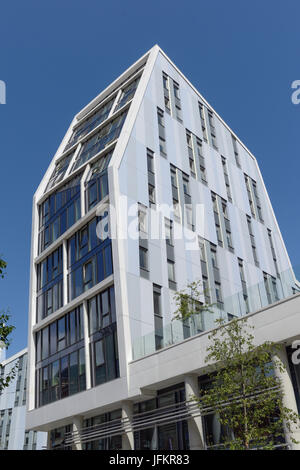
0, 258, 7, 278
0, 258, 17, 392
197, 317, 300, 450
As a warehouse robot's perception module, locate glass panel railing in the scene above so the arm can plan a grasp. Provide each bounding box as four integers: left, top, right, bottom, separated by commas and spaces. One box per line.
132, 266, 300, 360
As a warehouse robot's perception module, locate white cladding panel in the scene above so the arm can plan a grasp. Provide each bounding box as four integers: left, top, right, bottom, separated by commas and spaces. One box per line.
117, 49, 296, 342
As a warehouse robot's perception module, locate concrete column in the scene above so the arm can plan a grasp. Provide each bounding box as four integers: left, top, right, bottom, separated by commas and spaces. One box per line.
273, 346, 300, 450
122, 401, 134, 450
72, 416, 84, 451
62, 240, 68, 306
46, 431, 51, 450
185, 375, 205, 450
83, 300, 92, 390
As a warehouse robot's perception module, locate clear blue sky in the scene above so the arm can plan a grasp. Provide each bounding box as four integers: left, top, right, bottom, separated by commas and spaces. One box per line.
1, 0, 299, 356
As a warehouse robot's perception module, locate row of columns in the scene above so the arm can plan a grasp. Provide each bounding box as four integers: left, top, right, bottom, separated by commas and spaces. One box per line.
63, 354, 300, 450
69, 376, 205, 451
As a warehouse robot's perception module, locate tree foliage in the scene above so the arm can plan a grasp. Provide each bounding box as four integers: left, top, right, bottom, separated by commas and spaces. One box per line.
173, 279, 214, 323
198, 317, 300, 450
0, 258, 7, 279
0, 258, 17, 392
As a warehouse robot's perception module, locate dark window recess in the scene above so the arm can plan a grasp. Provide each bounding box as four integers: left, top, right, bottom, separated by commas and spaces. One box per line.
36, 246, 64, 322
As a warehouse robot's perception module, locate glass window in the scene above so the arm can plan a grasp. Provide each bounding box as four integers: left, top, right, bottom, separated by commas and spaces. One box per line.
183, 177, 190, 196
148, 184, 155, 205
138, 207, 147, 233
147, 152, 154, 174
69, 310, 76, 345
95, 340, 105, 367
199, 241, 206, 262
58, 317, 66, 351
139, 247, 148, 270
158, 422, 178, 450
79, 348, 86, 391
87, 182, 98, 209
72, 111, 127, 170
79, 227, 89, 257
153, 289, 161, 316
100, 174, 108, 200
170, 168, 177, 188
69, 351, 79, 396
52, 283, 59, 312
165, 219, 173, 246
101, 290, 110, 327
105, 334, 117, 381
104, 245, 113, 277
157, 109, 164, 127
42, 327, 49, 360
50, 322, 57, 356
89, 296, 98, 335
51, 361, 60, 402
46, 289, 53, 316
168, 260, 176, 282
173, 83, 180, 99
67, 203, 75, 228
210, 246, 218, 268
116, 77, 140, 110
74, 266, 83, 299
110, 287, 116, 323
83, 261, 94, 291
162, 73, 168, 90
95, 340, 106, 385
60, 356, 69, 398
42, 366, 49, 405
46, 153, 74, 191
66, 98, 114, 149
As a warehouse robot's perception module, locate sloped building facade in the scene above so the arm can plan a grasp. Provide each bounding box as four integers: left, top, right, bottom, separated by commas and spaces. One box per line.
26, 45, 300, 450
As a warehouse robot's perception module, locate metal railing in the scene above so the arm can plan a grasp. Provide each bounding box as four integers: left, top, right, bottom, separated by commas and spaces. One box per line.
61, 399, 199, 448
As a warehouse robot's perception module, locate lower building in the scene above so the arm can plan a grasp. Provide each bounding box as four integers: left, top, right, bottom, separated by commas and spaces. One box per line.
0, 349, 47, 450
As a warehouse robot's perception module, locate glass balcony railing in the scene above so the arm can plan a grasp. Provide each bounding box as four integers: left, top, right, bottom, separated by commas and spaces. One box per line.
132, 266, 300, 360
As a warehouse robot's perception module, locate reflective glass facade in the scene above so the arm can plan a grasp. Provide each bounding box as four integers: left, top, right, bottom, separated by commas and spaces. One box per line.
67, 215, 113, 301
36, 246, 63, 322
64, 97, 115, 151
39, 173, 82, 253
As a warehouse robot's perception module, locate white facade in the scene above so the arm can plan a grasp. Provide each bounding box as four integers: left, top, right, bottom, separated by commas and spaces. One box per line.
26, 45, 299, 449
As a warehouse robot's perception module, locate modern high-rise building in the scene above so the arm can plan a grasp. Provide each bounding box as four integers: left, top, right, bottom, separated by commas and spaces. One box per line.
0, 348, 47, 450
26, 45, 300, 450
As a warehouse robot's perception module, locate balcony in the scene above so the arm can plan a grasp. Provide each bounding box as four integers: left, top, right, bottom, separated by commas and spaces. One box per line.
132, 266, 300, 360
